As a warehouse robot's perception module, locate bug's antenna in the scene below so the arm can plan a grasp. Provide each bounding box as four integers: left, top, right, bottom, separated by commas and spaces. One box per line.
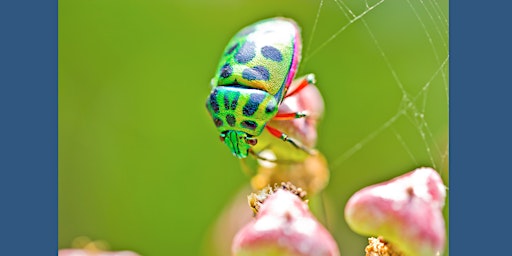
249, 149, 277, 163
249, 149, 308, 165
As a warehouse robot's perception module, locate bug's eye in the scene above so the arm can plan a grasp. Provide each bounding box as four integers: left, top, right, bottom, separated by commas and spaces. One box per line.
247, 138, 258, 146
219, 135, 225, 142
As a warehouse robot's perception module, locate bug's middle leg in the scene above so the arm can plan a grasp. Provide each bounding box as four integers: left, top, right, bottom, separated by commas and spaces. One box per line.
272, 111, 308, 121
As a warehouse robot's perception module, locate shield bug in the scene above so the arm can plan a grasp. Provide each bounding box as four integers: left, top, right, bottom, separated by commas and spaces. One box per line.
206, 17, 317, 159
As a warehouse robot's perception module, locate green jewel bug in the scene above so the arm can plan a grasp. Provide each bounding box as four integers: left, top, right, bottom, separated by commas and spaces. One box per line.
206, 17, 316, 159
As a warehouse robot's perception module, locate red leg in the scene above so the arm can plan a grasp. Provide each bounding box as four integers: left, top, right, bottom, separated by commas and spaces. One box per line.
266, 125, 285, 139
265, 125, 312, 154
284, 74, 316, 99
272, 111, 308, 121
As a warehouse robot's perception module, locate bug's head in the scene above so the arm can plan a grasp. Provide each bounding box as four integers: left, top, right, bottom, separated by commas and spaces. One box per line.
220, 130, 258, 159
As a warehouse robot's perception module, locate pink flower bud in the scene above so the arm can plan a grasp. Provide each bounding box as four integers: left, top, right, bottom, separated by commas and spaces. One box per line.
345, 167, 446, 256
233, 189, 339, 256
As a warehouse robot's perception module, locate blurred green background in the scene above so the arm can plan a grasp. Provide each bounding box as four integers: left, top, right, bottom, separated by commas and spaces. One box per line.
59, 0, 448, 255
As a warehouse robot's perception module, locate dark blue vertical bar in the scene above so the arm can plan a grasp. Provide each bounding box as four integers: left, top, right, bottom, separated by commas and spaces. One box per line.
451, 0, 512, 255
0, 1, 57, 254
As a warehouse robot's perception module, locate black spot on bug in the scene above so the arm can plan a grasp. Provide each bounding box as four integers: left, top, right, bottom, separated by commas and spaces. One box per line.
230, 91, 240, 110
235, 41, 256, 64
223, 93, 230, 111
241, 120, 258, 130
214, 117, 223, 127
225, 43, 238, 55
223, 91, 240, 111
208, 90, 219, 113
220, 63, 233, 78
242, 66, 270, 81
243, 93, 265, 117
265, 99, 277, 113
226, 114, 236, 127
261, 46, 283, 62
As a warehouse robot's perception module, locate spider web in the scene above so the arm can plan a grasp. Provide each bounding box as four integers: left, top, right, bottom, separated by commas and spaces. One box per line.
302, 0, 449, 177
297, 0, 448, 254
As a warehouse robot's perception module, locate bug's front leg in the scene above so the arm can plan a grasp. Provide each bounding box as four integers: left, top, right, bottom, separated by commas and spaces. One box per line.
265, 125, 313, 154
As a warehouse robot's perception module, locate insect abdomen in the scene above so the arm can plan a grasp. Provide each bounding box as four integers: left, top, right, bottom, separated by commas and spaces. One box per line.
212, 18, 301, 99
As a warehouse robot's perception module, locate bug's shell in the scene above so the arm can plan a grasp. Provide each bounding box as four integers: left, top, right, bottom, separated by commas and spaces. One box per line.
212, 17, 302, 100
206, 17, 302, 137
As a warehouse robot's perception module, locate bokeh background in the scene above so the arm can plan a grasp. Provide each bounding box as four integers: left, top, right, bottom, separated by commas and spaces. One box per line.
59, 0, 448, 255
